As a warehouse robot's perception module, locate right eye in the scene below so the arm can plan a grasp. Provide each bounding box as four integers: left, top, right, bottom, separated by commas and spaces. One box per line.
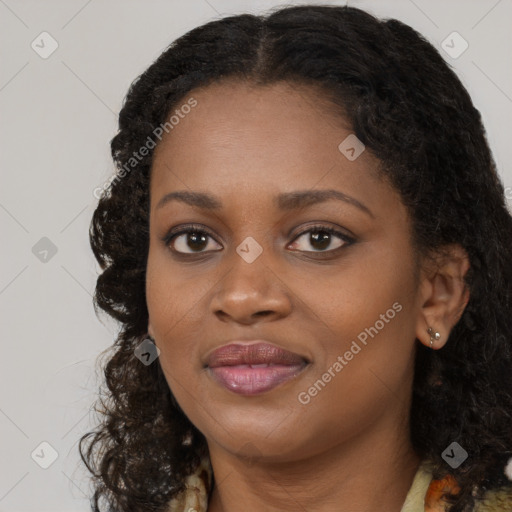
164, 224, 222, 254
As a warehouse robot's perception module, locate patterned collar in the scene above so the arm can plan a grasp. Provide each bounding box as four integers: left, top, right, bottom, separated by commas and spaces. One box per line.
165, 457, 512, 512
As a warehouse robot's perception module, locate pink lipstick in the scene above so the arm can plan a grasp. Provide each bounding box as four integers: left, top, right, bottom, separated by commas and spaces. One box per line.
206, 342, 308, 395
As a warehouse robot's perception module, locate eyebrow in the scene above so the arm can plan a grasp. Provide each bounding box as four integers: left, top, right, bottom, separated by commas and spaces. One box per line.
156, 189, 374, 218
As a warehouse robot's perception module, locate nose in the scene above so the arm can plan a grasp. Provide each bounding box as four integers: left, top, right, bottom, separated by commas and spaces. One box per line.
210, 251, 293, 325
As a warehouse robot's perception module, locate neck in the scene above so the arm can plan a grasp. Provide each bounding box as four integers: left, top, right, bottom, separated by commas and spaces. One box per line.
206, 412, 421, 512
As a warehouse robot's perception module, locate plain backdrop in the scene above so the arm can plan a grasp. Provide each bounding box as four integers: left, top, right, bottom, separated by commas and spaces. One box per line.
1, 0, 511, 510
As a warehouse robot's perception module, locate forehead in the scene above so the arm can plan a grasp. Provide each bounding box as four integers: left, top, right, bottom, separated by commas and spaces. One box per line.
149, 80, 389, 214
153, 79, 348, 153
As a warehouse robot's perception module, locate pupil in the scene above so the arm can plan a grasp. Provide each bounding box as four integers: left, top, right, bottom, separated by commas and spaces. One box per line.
311, 231, 330, 250
188, 232, 207, 251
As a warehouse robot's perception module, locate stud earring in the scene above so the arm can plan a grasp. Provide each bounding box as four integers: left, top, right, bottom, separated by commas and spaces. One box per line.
505, 456, 512, 482
427, 327, 441, 349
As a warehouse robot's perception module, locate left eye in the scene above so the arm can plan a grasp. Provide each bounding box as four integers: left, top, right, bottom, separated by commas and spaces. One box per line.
166, 227, 222, 254
288, 226, 353, 253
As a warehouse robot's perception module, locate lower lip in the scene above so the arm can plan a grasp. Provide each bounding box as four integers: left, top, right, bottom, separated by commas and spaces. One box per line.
207, 364, 306, 395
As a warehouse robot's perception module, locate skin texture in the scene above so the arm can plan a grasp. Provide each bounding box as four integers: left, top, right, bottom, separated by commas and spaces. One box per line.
146, 80, 470, 512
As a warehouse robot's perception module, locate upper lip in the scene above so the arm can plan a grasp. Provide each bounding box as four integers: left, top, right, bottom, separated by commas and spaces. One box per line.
205, 341, 309, 368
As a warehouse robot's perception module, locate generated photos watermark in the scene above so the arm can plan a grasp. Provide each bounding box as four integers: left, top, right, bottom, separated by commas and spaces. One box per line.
93, 97, 198, 200
297, 301, 403, 405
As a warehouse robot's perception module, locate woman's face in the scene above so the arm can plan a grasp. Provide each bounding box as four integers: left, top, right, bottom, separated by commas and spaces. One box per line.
146, 80, 424, 462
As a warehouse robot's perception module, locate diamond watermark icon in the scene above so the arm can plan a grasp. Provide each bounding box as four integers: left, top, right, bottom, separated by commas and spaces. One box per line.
338, 134, 365, 161
32, 237, 58, 263
236, 236, 263, 263
442, 441, 468, 469
134, 338, 160, 366
237, 442, 263, 467
31, 32, 59, 59
441, 32, 468, 59
31, 441, 59, 469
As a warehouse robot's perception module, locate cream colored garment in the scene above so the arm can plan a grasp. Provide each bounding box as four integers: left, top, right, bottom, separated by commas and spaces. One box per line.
400, 462, 435, 512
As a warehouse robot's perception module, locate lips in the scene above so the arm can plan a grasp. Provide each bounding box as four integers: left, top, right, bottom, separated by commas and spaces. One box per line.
205, 341, 309, 395
206, 342, 308, 368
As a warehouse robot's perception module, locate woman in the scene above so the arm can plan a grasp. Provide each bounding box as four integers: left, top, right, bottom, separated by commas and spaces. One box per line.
80, 5, 512, 511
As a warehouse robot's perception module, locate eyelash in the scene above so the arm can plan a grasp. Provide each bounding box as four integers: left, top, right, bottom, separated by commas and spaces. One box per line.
162, 223, 355, 256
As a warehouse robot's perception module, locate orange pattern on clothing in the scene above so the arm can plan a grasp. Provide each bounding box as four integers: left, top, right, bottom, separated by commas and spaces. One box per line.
425, 475, 461, 512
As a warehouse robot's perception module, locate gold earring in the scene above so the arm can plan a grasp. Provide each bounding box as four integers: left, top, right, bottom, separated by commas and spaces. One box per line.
427, 327, 441, 349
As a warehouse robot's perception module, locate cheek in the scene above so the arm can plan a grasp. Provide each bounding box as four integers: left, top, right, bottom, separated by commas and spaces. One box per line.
314, 278, 415, 403
146, 253, 204, 376
299, 242, 418, 409
307, 242, 417, 348
146, 247, 214, 333
146, 272, 204, 420
145, 250, 218, 394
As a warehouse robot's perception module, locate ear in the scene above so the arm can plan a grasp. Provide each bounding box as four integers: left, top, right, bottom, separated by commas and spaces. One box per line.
148, 321, 155, 339
415, 244, 470, 350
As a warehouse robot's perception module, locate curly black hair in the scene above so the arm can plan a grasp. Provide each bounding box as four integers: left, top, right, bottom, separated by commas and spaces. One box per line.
80, 4, 512, 511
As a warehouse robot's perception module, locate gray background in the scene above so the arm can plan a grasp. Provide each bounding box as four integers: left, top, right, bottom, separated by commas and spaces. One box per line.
1, 0, 511, 510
